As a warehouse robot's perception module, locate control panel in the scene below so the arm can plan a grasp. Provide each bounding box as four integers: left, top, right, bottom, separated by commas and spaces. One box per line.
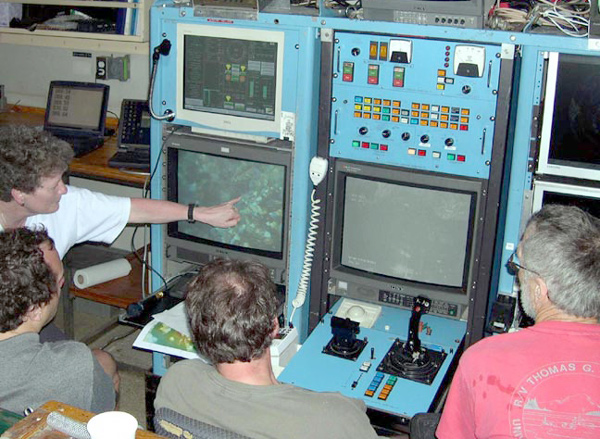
279, 299, 465, 422
330, 33, 503, 179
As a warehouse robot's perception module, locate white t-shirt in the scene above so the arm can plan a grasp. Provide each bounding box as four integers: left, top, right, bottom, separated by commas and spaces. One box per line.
21, 185, 131, 259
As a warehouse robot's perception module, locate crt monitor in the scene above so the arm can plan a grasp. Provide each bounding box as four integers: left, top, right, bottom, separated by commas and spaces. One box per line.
176, 23, 284, 137
164, 132, 291, 284
538, 52, 600, 181
532, 180, 600, 219
328, 160, 485, 318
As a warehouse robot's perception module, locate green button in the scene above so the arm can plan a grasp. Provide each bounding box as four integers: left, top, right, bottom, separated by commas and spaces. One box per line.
382, 107, 391, 114
371, 143, 379, 149
448, 153, 456, 161
382, 115, 390, 121
352, 140, 360, 147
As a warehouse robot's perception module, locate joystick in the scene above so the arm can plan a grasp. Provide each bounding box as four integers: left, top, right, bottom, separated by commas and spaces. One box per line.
322, 316, 367, 361
377, 296, 447, 384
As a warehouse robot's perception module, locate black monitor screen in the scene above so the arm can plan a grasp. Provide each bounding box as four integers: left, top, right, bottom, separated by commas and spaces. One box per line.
340, 176, 475, 289
547, 53, 600, 169
172, 149, 286, 258
183, 35, 278, 121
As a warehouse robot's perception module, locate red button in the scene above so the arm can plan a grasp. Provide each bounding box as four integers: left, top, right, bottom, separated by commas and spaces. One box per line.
460, 125, 468, 131
362, 142, 370, 148
380, 144, 388, 151
457, 155, 466, 162
418, 150, 426, 157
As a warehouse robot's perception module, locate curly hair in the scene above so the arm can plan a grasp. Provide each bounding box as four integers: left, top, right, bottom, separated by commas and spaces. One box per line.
521, 204, 600, 319
186, 259, 278, 365
0, 125, 73, 202
0, 228, 57, 332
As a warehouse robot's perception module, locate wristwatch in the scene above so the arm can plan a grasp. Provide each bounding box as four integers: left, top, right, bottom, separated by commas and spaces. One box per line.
187, 203, 196, 223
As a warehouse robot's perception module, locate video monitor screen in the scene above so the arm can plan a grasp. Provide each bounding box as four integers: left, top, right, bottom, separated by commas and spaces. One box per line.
340, 176, 475, 289
174, 149, 286, 258
46, 84, 105, 131
545, 53, 600, 170
183, 35, 278, 121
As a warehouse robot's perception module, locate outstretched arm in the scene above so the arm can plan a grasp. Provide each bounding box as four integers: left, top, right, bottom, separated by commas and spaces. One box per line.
128, 197, 241, 228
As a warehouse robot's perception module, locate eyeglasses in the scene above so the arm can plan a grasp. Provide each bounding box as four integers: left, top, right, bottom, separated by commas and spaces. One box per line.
506, 252, 541, 277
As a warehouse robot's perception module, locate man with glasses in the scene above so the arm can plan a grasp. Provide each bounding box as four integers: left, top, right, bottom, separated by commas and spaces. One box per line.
436, 204, 600, 439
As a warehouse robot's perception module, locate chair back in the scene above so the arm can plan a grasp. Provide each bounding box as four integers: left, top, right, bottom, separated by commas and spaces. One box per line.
154, 407, 254, 439
409, 412, 442, 439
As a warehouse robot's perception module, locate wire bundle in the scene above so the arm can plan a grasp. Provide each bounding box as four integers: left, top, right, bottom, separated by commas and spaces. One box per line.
488, 0, 591, 37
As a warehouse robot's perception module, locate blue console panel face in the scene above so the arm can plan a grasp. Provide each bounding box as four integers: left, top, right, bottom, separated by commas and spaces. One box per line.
330, 32, 503, 179
279, 303, 466, 418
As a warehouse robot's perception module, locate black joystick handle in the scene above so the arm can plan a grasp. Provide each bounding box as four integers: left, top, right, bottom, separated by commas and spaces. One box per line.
403, 296, 431, 356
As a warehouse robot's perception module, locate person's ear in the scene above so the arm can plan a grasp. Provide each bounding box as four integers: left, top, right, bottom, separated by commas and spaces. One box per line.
23, 305, 43, 323
10, 188, 26, 206
271, 318, 280, 338
533, 277, 549, 302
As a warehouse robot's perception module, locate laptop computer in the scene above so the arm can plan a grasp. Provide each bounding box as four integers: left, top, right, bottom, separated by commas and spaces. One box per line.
108, 99, 151, 173
44, 81, 110, 157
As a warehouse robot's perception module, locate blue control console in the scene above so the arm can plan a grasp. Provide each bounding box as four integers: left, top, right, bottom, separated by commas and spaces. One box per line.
279, 299, 466, 423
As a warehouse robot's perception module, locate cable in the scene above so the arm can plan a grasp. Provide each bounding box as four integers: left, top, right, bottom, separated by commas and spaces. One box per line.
290, 188, 321, 323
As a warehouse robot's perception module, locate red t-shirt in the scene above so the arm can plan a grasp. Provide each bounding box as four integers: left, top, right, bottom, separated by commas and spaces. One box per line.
436, 321, 600, 439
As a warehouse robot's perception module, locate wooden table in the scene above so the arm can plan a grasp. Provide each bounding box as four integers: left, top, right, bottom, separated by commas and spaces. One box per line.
0, 105, 148, 188
0, 401, 165, 439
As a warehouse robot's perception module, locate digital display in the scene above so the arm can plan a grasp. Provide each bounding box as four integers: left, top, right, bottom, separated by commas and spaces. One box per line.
547, 54, 600, 170
175, 149, 286, 257
46, 85, 104, 130
341, 176, 474, 289
183, 35, 278, 121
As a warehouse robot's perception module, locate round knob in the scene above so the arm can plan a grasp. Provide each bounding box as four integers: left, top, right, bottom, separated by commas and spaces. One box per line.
359, 127, 368, 135
382, 129, 391, 138
420, 135, 430, 144
445, 138, 455, 147
462, 85, 472, 94
401, 132, 411, 141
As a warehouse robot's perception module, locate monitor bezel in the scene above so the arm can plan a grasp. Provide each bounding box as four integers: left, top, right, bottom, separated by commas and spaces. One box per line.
175, 23, 285, 137
537, 52, 600, 181
328, 160, 484, 309
164, 133, 292, 283
532, 179, 600, 214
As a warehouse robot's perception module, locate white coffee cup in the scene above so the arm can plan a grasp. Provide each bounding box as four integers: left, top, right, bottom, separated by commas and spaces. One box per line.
87, 411, 138, 439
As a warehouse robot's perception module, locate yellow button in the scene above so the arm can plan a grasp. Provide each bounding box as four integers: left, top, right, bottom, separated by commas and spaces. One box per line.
441, 122, 448, 129
393, 100, 401, 107
383, 100, 391, 106
420, 120, 429, 126
437, 69, 446, 77
411, 111, 419, 117
364, 105, 371, 111
374, 106, 381, 112
422, 104, 430, 110
461, 109, 470, 115
450, 123, 458, 130
441, 114, 449, 121
421, 112, 429, 118
364, 113, 371, 119
437, 84, 445, 90
374, 99, 382, 105
461, 117, 469, 123
392, 116, 400, 122
392, 108, 400, 115
365, 390, 375, 397
412, 103, 420, 109
373, 114, 381, 120
364, 98, 372, 104
442, 106, 450, 112
355, 104, 362, 110
430, 121, 439, 127
354, 111, 362, 117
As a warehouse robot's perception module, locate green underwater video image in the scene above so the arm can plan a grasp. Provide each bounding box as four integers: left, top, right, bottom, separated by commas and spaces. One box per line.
178, 149, 285, 253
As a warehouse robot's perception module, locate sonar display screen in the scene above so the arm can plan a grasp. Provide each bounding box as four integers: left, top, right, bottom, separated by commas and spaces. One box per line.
176, 149, 286, 256
183, 35, 278, 121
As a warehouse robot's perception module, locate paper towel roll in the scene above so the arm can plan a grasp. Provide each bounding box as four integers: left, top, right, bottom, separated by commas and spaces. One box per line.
73, 258, 132, 289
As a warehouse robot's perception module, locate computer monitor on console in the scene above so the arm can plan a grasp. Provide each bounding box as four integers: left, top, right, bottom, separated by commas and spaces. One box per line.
328, 160, 486, 319
164, 132, 292, 285
176, 23, 285, 138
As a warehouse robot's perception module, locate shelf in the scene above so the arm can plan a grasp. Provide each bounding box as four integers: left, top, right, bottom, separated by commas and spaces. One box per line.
0, 0, 150, 54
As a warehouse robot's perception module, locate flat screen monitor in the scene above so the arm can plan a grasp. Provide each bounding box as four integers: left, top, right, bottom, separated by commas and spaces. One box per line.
165, 133, 291, 284
176, 23, 284, 137
44, 81, 109, 136
328, 160, 484, 318
532, 180, 600, 218
538, 52, 600, 181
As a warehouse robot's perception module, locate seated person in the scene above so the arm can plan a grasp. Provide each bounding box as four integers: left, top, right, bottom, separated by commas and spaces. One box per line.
0, 228, 118, 414
436, 204, 600, 439
155, 259, 380, 439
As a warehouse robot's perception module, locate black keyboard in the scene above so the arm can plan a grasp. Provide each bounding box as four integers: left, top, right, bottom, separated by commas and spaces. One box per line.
55, 134, 104, 157
108, 148, 151, 172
